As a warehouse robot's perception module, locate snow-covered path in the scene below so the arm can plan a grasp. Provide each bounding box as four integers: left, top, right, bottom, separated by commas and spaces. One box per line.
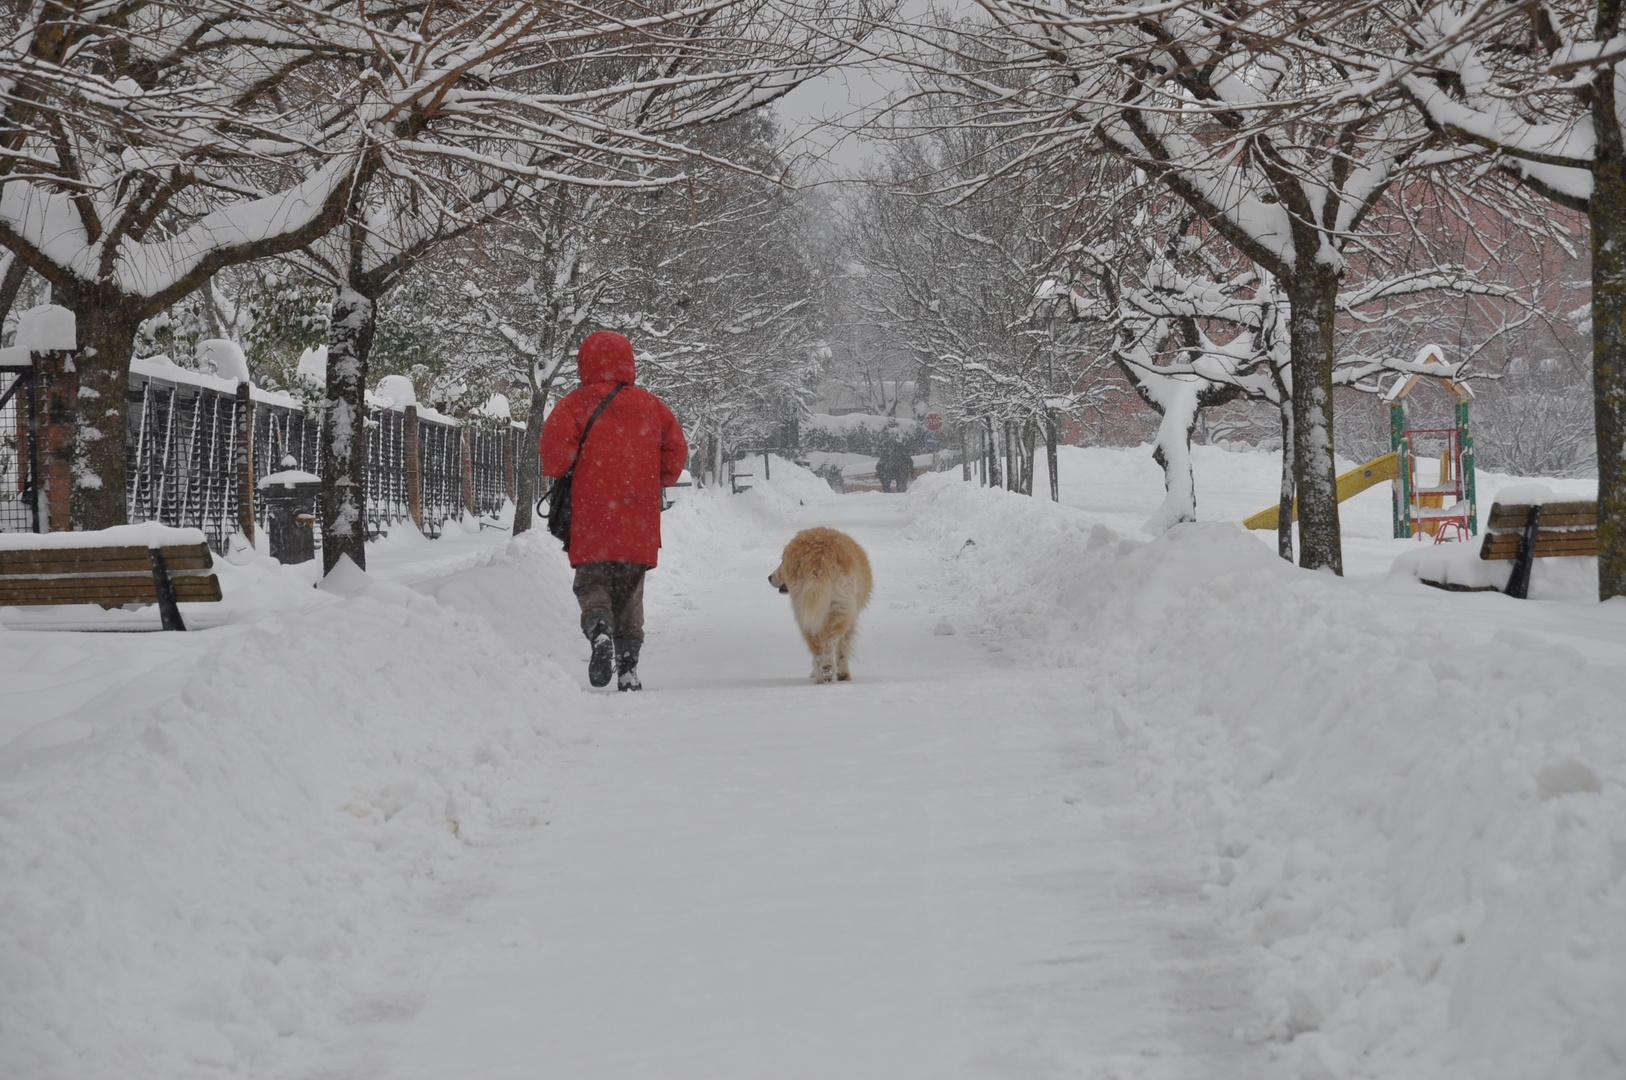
343, 497, 1278, 1080
7, 449, 1622, 1080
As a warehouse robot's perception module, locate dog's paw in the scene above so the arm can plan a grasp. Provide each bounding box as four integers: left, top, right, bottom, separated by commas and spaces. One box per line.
815, 664, 837, 683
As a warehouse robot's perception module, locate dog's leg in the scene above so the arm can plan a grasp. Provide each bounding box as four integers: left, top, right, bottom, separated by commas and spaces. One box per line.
816, 639, 838, 683
820, 605, 853, 684
809, 627, 832, 679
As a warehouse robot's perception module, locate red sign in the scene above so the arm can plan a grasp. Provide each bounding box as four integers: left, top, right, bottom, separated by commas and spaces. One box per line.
924, 412, 943, 432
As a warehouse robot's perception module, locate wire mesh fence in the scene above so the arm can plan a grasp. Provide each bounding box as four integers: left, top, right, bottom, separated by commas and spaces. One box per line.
0, 365, 38, 534
126, 369, 244, 553
0, 353, 522, 551
417, 414, 464, 537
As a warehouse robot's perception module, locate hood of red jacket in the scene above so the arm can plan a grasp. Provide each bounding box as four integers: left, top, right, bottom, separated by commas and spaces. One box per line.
578, 331, 636, 386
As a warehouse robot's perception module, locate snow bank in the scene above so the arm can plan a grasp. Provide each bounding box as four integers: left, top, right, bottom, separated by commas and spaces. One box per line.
0, 545, 582, 1079
904, 472, 1626, 1080
0, 523, 206, 550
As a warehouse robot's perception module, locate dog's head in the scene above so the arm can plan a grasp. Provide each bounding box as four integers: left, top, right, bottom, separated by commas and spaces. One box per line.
767, 565, 788, 594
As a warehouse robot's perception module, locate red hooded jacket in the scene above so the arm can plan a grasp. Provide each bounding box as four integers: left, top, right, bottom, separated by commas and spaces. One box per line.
541, 332, 688, 567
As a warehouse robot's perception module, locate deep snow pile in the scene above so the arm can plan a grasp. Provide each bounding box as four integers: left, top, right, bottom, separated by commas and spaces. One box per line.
905, 474, 1626, 1080
0, 541, 585, 1080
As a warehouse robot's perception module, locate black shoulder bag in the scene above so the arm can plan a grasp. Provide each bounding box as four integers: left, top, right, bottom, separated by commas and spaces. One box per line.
546, 383, 626, 551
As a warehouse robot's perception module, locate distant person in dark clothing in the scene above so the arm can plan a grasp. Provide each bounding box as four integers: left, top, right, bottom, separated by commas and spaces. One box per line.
541, 331, 688, 690
875, 436, 912, 493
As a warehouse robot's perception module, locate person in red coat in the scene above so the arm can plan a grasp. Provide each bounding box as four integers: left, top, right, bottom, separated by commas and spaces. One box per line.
541, 331, 688, 690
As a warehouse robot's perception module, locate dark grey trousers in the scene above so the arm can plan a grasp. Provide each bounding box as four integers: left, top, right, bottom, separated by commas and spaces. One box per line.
573, 561, 648, 641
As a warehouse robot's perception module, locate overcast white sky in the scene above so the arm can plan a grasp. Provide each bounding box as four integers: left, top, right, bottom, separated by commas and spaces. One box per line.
769, 1, 951, 181
772, 63, 902, 180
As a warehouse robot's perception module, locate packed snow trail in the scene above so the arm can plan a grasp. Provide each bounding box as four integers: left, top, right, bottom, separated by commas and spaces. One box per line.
337, 494, 1280, 1080
6, 447, 1622, 1080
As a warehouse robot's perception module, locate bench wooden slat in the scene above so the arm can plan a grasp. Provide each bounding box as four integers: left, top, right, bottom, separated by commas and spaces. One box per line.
1481, 527, 1598, 546
1486, 502, 1597, 528
0, 543, 209, 569
1, 568, 218, 581
0, 577, 223, 605
1486, 511, 1597, 530
1481, 537, 1600, 560
0, 553, 216, 576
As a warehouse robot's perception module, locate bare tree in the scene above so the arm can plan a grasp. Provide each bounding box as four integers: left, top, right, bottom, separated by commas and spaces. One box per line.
839, 127, 1111, 500
1076, 203, 1539, 552
913, 1, 1552, 572
1389, 0, 1626, 596
0, 0, 887, 530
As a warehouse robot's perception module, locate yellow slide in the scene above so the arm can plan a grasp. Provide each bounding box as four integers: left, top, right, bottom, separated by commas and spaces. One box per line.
1243, 452, 1398, 531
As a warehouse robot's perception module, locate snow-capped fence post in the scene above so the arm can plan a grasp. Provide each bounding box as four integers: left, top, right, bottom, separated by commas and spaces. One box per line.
504, 427, 516, 504
33, 345, 76, 533
235, 381, 255, 544
404, 405, 424, 534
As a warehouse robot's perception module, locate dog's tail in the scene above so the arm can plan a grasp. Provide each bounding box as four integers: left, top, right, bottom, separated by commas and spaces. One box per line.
793, 576, 835, 641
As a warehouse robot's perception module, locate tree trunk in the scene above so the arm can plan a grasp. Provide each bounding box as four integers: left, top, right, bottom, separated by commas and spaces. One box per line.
0, 254, 29, 330
1045, 413, 1059, 502
1004, 422, 1016, 490
1593, 90, 1626, 599
1286, 271, 1343, 574
1145, 378, 1203, 532
960, 423, 971, 481
512, 383, 551, 536
1276, 395, 1296, 563
320, 285, 376, 575
1020, 421, 1038, 495
985, 418, 1001, 487
71, 298, 142, 530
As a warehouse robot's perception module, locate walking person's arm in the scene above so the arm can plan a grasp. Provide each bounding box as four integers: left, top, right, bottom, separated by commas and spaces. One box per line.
659, 405, 688, 488
540, 397, 583, 479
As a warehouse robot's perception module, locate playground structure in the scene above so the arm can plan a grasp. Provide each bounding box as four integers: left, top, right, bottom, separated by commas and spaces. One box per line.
1386, 350, 1476, 540
1243, 347, 1476, 542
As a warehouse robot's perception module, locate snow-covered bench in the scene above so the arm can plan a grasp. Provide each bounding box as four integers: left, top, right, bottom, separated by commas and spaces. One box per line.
1413, 494, 1598, 599
0, 524, 222, 630
1477, 498, 1598, 599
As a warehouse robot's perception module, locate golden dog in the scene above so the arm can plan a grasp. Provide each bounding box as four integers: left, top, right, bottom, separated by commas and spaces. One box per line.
768, 527, 873, 683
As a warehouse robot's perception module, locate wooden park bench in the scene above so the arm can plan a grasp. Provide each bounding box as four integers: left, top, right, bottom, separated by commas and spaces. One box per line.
0, 525, 223, 630
1422, 498, 1598, 598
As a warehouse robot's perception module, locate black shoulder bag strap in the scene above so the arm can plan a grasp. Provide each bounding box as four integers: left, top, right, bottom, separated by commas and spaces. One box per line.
546, 383, 627, 549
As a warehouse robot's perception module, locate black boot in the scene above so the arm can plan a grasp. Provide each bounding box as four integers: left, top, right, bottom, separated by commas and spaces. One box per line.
582, 608, 614, 688
615, 637, 642, 692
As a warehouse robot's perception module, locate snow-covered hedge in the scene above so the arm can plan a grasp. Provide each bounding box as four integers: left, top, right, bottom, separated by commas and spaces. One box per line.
801, 412, 923, 456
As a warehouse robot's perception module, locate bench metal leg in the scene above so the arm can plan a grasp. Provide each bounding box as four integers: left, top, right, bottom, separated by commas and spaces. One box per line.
1503, 505, 1542, 600
148, 547, 188, 631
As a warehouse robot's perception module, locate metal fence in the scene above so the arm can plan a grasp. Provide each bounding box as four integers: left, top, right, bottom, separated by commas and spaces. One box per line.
126, 369, 245, 553
414, 412, 464, 536
0, 353, 521, 551
0, 364, 37, 533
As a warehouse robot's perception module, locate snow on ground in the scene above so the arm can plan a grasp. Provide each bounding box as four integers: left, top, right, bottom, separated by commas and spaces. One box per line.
906, 471, 1626, 1080
2, 447, 1621, 1080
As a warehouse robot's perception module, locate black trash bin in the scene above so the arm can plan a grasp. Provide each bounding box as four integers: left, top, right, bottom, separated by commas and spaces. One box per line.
258, 465, 322, 565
